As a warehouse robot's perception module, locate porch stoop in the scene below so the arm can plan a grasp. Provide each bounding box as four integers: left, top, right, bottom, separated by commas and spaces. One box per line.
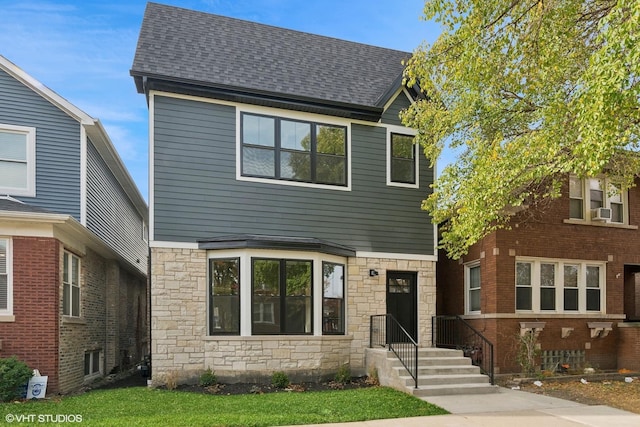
365, 347, 499, 397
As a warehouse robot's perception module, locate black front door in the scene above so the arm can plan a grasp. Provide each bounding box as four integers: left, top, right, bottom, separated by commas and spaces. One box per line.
386, 271, 418, 342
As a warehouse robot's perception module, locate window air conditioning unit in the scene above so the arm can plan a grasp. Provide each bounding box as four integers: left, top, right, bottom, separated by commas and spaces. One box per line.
591, 207, 612, 221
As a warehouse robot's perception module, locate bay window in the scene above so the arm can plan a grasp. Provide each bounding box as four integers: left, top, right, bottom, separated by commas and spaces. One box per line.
63, 251, 80, 317
209, 258, 240, 334
0, 238, 11, 315
322, 262, 344, 334
465, 262, 481, 314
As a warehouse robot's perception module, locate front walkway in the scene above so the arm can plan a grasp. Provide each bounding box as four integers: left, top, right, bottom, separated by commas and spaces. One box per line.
292, 387, 640, 427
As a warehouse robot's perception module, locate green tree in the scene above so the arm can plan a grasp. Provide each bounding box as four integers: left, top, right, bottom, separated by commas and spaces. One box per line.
402, 0, 640, 259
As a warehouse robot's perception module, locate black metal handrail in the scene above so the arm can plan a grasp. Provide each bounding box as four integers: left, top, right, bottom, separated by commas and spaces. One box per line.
432, 315, 494, 384
370, 314, 418, 388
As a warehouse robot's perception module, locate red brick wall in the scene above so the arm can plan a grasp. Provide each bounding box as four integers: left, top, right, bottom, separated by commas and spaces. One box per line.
618, 325, 640, 371
0, 237, 60, 392
439, 177, 640, 373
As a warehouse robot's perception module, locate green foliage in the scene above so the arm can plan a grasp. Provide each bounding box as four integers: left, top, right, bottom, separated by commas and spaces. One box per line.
334, 364, 351, 384
0, 356, 32, 402
199, 368, 217, 387
271, 371, 290, 389
403, 0, 640, 258
0, 387, 447, 426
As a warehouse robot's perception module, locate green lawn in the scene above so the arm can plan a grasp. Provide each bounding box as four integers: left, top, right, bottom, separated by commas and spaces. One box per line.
0, 386, 448, 426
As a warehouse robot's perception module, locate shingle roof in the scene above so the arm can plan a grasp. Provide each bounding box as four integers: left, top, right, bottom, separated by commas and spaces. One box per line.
131, 2, 410, 111
0, 198, 55, 214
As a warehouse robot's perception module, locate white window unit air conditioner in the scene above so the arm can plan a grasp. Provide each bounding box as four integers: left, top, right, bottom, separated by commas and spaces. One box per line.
591, 207, 612, 221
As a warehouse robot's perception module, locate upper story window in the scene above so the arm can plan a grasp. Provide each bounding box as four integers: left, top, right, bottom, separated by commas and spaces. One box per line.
241, 113, 347, 187
569, 176, 625, 224
465, 261, 481, 314
63, 251, 81, 317
0, 124, 36, 197
0, 238, 12, 316
389, 133, 416, 185
516, 258, 604, 313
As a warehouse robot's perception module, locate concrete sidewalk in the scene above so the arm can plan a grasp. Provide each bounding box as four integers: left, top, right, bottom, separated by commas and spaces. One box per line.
293, 387, 640, 427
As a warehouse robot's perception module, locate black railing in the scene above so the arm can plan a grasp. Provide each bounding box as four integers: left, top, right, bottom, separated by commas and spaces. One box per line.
370, 314, 418, 388
432, 315, 494, 384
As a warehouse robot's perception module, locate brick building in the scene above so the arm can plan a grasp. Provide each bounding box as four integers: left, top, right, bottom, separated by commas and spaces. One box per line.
0, 55, 148, 394
437, 175, 640, 374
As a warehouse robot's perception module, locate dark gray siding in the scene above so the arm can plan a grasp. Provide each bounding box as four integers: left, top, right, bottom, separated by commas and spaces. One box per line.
153, 95, 433, 255
86, 140, 148, 274
381, 92, 412, 126
0, 69, 81, 218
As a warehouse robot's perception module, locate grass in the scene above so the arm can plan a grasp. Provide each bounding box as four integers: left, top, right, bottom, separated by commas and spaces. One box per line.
0, 386, 448, 426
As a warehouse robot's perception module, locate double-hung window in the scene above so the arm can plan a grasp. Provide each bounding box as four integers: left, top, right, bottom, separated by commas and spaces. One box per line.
241, 113, 347, 187
0, 124, 36, 197
465, 262, 481, 314
63, 251, 80, 317
0, 238, 11, 316
569, 176, 625, 223
252, 258, 312, 334
516, 258, 604, 313
389, 133, 416, 185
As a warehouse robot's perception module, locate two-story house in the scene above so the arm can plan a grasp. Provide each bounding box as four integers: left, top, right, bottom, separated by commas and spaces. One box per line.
0, 55, 149, 394
437, 175, 640, 374
131, 3, 436, 385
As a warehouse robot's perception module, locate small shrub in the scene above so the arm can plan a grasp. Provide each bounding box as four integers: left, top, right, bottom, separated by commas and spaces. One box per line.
334, 364, 351, 384
366, 365, 380, 386
0, 356, 33, 402
165, 371, 179, 390
199, 368, 217, 387
271, 371, 289, 389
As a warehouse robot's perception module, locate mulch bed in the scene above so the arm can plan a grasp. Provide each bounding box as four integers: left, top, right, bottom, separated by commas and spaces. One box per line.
91, 373, 376, 395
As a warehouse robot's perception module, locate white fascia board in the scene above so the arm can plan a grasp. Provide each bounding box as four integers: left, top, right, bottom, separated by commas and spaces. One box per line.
355, 251, 437, 262
0, 55, 94, 125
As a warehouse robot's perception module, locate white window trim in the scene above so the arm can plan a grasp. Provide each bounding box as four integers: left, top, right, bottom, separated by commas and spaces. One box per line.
569, 176, 628, 225
515, 257, 606, 314
235, 105, 352, 191
206, 249, 347, 337
465, 260, 481, 315
386, 126, 419, 188
0, 237, 13, 317
0, 124, 36, 197
84, 349, 103, 380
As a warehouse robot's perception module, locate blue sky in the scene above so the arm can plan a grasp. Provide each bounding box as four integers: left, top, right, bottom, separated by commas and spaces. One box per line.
0, 1, 441, 201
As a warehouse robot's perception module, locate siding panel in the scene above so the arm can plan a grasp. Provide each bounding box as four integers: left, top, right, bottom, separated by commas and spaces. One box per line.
86, 140, 148, 274
0, 69, 81, 218
381, 92, 412, 126
153, 95, 433, 255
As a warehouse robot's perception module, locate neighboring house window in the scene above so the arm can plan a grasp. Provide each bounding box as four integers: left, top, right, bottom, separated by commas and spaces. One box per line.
516, 261, 557, 311
84, 350, 102, 378
252, 258, 312, 334
569, 176, 625, 223
389, 133, 416, 185
322, 262, 345, 334
0, 124, 36, 197
209, 258, 240, 335
516, 258, 604, 313
241, 113, 347, 186
63, 251, 81, 317
465, 261, 481, 314
0, 238, 12, 315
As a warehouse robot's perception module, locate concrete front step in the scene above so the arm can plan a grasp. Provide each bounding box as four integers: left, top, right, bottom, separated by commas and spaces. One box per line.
398, 373, 490, 387
393, 364, 482, 377
410, 382, 499, 397
388, 356, 472, 367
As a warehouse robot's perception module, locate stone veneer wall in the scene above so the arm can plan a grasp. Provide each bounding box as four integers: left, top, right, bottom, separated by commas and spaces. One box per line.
150, 248, 436, 385
346, 256, 436, 374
